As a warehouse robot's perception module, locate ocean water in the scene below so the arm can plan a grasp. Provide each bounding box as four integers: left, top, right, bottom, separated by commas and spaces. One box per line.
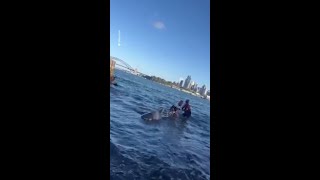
110, 69, 210, 180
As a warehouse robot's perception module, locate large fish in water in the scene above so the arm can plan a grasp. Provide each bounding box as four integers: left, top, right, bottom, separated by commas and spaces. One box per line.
141, 108, 164, 121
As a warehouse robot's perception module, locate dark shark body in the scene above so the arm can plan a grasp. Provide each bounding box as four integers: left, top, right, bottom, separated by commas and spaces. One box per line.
141, 108, 164, 121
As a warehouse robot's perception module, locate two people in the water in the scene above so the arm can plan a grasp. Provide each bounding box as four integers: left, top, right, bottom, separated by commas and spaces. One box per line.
142, 99, 191, 121
169, 99, 191, 118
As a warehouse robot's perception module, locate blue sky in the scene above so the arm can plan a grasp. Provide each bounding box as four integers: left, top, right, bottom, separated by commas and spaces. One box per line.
110, 0, 210, 88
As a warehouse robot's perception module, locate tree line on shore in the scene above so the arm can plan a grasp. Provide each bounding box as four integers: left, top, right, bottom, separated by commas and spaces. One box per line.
142, 75, 179, 87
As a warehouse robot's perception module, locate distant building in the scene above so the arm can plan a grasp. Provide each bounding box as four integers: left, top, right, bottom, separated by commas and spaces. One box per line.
184, 75, 191, 89
188, 83, 192, 89
197, 87, 201, 93
190, 81, 195, 90
193, 83, 198, 91
200, 85, 207, 96
206, 90, 210, 96
179, 80, 184, 87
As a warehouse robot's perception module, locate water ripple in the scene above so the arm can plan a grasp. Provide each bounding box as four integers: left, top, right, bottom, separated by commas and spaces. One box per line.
111, 70, 210, 179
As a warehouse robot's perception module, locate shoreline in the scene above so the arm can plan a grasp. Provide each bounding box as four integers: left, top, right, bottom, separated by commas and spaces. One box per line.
161, 83, 210, 100
116, 68, 210, 100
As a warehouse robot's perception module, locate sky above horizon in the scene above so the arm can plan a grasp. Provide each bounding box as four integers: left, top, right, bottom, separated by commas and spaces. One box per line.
110, 0, 210, 88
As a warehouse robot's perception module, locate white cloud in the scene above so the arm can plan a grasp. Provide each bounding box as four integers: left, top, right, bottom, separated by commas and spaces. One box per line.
153, 21, 166, 30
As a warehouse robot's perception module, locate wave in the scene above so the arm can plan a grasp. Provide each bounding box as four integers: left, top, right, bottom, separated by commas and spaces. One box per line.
110, 141, 209, 180
111, 70, 210, 179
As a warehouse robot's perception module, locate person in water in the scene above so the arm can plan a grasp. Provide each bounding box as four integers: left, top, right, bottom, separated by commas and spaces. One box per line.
182, 99, 191, 118
169, 100, 184, 117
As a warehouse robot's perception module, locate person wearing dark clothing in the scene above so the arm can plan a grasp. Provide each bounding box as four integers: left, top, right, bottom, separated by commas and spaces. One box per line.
182, 99, 191, 118
169, 100, 184, 117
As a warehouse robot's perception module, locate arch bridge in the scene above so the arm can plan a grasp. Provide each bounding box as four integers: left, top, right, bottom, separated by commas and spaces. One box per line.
110, 56, 147, 76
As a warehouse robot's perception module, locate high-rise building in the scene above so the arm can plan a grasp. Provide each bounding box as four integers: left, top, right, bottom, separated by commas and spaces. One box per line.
190, 81, 195, 90
197, 87, 201, 93
184, 75, 191, 89
200, 85, 207, 96
179, 80, 184, 87
193, 83, 198, 91
188, 83, 192, 89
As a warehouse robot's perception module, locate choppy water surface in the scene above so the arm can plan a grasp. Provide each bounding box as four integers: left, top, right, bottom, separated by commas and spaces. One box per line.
110, 69, 210, 180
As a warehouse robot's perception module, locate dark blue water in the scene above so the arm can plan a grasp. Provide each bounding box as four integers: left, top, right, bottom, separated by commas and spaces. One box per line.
110, 69, 210, 180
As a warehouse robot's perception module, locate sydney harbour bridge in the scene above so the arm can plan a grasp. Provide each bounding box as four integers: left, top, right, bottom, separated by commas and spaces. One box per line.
110, 56, 147, 76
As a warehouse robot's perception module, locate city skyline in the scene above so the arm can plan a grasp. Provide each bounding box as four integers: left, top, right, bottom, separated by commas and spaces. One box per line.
110, 0, 210, 88
178, 75, 210, 92
113, 58, 210, 91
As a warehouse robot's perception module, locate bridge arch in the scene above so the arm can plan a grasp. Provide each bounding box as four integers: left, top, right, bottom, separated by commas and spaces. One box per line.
110, 56, 134, 71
